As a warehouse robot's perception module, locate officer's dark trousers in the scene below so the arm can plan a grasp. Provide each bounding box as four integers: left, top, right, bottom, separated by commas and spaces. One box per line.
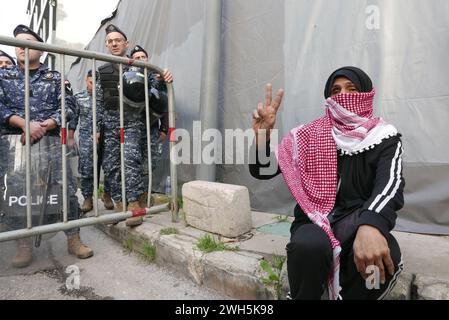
286, 222, 403, 300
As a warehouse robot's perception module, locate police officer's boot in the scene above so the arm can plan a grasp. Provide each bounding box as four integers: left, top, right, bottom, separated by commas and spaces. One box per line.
125, 202, 143, 227
115, 202, 124, 213
81, 197, 93, 213
67, 233, 94, 259
138, 192, 148, 208
102, 193, 114, 210
105, 202, 124, 225
12, 237, 33, 268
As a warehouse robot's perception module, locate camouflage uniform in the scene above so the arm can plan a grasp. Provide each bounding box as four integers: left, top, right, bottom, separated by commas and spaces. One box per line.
141, 75, 169, 192
68, 89, 103, 199
141, 122, 166, 192
0, 64, 79, 235
99, 64, 166, 204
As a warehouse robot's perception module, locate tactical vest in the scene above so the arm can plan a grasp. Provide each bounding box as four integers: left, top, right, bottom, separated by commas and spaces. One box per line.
99, 63, 121, 110
98, 62, 167, 125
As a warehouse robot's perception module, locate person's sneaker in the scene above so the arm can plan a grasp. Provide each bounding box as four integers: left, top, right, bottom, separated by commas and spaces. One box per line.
125, 202, 143, 227
12, 238, 33, 268
102, 193, 114, 210
67, 233, 94, 259
81, 197, 93, 213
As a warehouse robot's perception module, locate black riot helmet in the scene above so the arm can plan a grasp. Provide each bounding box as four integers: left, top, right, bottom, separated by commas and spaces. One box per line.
121, 66, 168, 124
122, 66, 146, 109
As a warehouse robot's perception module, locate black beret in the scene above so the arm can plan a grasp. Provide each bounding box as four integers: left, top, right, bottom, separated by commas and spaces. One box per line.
87, 69, 99, 78
0, 50, 16, 65
105, 24, 127, 41
130, 45, 148, 59
13, 24, 44, 42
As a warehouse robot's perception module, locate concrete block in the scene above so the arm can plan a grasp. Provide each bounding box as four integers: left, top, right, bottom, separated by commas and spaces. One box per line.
183, 181, 252, 238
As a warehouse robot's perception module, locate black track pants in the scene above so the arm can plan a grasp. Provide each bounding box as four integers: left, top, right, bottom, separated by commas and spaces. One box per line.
286, 223, 403, 300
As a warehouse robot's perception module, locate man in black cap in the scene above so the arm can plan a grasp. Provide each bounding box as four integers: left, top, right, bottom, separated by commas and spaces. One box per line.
0, 49, 16, 232
129, 45, 173, 206
250, 67, 404, 300
97, 24, 129, 212
129, 45, 148, 62
98, 25, 169, 227
104, 24, 128, 56
13, 24, 44, 42
0, 50, 16, 69
0, 24, 93, 268
0, 49, 15, 232
129, 45, 174, 83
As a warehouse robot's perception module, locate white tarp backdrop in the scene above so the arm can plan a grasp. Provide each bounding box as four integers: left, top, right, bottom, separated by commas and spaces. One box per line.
68, 0, 449, 235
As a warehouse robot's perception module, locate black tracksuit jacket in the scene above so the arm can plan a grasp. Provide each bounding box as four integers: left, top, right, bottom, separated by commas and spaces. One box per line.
249, 134, 405, 240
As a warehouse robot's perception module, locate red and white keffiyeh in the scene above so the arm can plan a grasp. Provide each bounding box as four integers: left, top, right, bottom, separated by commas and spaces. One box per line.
276, 89, 397, 300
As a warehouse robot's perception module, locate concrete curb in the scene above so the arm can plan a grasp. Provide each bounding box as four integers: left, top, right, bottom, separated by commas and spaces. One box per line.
96, 217, 276, 300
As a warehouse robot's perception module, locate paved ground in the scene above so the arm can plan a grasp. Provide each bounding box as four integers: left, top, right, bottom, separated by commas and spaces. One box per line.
0, 226, 230, 300
2, 204, 449, 300
393, 231, 449, 281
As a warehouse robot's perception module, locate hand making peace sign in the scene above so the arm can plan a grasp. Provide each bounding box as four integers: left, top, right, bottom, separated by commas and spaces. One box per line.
252, 84, 284, 147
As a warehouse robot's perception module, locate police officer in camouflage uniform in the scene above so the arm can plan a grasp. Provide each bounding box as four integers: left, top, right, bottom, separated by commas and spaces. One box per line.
0, 50, 16, 69
98, 25, 168, 227
0, 25, 93, 268
129, 45, 172, 207
0, 50, 16, 180
68, 70, 103, 213
0, 50, 16, 233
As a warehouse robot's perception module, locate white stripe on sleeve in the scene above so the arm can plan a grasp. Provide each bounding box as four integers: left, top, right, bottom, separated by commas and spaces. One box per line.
368, 142, 402, 211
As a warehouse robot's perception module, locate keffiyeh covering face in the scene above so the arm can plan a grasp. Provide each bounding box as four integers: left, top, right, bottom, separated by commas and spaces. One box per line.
275, 67, 397, 300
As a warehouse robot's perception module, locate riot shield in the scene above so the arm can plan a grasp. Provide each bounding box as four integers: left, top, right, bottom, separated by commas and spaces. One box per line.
0, 135, 65, 233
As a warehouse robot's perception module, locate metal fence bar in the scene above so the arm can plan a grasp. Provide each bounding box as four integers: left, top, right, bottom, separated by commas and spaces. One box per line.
144, 68, 152, 208
0, 35, 178, 238
167, 83, 179, 222
60, 54, 68, 223
0, 204, 170, 243
92, 59, 99, 217
0, 36, 165, 74
119, 64, 126, 211
25, 48, 32, 229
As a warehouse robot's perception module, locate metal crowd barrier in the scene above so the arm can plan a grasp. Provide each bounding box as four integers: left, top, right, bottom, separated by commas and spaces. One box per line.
0, 35, 178, 243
